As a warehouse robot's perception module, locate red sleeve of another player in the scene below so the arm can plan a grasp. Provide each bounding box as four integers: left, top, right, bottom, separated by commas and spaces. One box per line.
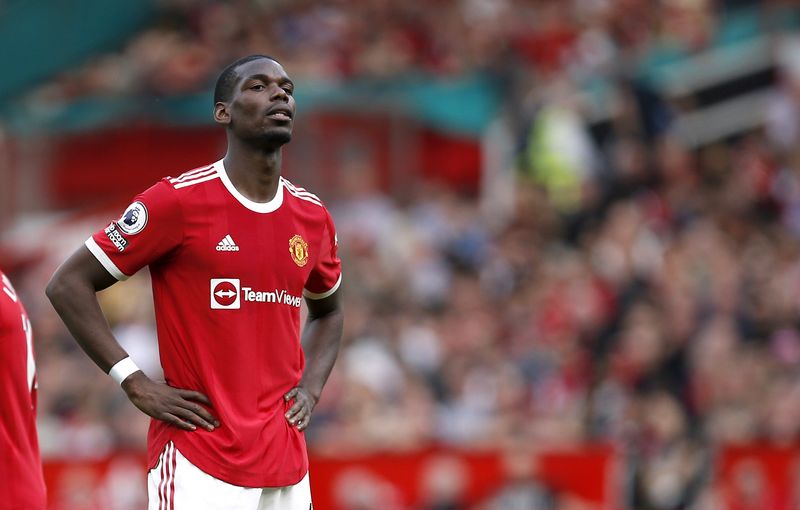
304, 210, 342, 299
85, 180, 182, 280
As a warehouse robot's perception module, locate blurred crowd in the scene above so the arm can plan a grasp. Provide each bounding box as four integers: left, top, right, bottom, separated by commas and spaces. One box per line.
30, 0, 767, 103
8, 0, 800, 509
319, 130, 800, 509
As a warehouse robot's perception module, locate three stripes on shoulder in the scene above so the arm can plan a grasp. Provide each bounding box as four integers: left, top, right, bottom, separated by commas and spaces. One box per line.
170, 165, 218, 189
169, 165, 324, 208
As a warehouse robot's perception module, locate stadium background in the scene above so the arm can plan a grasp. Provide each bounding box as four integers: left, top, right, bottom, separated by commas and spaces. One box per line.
2, 0, 800, 508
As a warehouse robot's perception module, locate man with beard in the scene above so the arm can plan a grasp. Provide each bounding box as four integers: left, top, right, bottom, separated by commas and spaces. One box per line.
47, 55, 344, 510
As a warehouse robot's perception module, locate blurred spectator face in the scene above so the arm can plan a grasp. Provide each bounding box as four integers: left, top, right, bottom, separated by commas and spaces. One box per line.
333, 469, 404, 510
420, 455, 469, 510
612, 303, 666, 382
641, 391, 687, 443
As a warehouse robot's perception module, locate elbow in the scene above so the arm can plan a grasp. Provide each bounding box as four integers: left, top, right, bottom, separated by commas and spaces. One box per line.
327, 307, 345, 331
45, 271, 70, 306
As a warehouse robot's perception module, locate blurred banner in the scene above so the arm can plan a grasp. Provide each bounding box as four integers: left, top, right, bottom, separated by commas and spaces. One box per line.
43, 446, 617, 510
42, 445, 800, 509
13, 119, 481, 214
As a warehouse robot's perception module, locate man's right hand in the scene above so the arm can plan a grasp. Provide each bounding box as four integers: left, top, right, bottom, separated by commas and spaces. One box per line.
121, 371, 220, 432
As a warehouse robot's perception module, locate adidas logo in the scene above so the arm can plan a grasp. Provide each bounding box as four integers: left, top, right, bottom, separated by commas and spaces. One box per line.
216, 234, 240, 252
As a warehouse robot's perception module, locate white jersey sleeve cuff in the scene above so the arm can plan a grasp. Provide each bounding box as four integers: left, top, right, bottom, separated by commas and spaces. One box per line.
303, 274, 342, 300
85, 237, 129, 281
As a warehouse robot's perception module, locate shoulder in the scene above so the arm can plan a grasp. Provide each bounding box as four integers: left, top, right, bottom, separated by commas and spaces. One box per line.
281, 177, 328, 212
163, 163, 221, 191
124, 163, 219, 222
139, 162, 220, 210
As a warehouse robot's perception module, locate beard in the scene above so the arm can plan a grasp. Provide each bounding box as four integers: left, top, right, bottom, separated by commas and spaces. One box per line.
261, 128, 292, 147
231, 120, 293, 149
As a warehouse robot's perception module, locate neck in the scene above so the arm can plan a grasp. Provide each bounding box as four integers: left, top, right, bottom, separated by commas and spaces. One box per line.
222, 138, 282, 203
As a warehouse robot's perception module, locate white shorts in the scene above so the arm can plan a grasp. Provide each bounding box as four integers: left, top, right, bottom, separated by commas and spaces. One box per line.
148, 442, 312, 510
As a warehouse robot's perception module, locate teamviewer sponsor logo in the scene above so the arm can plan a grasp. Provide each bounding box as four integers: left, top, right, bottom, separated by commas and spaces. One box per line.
210, 278, 302, 310
210, 278, 241, 309
242, 287, 302, 308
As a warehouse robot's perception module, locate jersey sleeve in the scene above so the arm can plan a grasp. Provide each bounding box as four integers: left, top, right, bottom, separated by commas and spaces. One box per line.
303, 209, 342, 299
85, 180, 183, 280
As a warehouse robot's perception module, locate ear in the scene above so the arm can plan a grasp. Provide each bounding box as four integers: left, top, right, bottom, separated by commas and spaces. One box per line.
214, 102, 231, 125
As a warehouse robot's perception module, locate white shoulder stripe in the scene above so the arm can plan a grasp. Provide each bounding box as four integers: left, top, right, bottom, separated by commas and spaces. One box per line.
292, 189, 323, 201
283, 180, 306, 192
85, 237, 129, 281
286, 186, 322, 203
287, 189, 323, 203
282, 178, 322, 202
281, 178, 307, 192
286, 187, 323, 207
170, 168, 216, 184
304, 274, 342, 299
170, 165, 214, 183
173, 173, 220, 189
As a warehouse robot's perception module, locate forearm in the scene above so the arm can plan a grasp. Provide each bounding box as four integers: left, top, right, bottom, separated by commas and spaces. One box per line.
46, 263, 128, 374
299, 308, 344, 400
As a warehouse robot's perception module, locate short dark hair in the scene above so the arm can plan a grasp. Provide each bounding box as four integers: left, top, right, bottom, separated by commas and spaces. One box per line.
214, 54, 280, 104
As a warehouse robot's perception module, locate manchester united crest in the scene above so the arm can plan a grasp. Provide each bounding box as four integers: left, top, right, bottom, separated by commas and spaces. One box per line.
289, 234, 309, 267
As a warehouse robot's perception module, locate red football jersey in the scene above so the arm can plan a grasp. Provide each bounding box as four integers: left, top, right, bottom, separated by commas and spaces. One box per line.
0, 271, 47, 510
87, 161, 342, 488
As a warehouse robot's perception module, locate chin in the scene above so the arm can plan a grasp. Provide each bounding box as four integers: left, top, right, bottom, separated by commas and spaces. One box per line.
262, 129, 292, 147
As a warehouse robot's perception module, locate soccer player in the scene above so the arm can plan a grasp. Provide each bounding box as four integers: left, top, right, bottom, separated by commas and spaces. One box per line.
46, 55, 344, 510
1, 269, 47, 510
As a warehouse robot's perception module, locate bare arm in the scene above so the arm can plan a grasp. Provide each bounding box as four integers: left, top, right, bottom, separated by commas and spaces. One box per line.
46, 246, 219, 432
284, 288, 344, 431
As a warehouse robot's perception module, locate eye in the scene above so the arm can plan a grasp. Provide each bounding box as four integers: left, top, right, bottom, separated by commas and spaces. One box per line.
282, 86, 294, 95
250, 84, 265, 91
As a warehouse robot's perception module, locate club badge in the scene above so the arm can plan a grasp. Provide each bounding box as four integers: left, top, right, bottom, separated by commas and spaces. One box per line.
289, 234, 309, 267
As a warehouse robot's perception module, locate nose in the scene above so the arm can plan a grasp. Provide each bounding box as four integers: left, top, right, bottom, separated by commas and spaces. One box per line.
270, 84, 288, 102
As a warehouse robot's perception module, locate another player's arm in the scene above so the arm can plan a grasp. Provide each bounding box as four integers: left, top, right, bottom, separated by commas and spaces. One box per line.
46, 246, 219, 432
285, 289, 344, 431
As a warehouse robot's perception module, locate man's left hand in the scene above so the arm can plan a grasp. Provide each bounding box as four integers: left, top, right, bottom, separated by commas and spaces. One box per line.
284, 386, 317, 431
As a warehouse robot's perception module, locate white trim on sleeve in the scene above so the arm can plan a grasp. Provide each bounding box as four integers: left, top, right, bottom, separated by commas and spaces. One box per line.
85, 237, 129, 281
303, 274, 342, 300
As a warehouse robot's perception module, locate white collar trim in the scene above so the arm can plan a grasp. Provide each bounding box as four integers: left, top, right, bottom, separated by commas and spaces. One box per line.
217, 160, 284, 213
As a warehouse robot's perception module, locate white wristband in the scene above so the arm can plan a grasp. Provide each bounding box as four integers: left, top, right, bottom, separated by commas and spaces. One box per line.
109, 357, 140, 385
